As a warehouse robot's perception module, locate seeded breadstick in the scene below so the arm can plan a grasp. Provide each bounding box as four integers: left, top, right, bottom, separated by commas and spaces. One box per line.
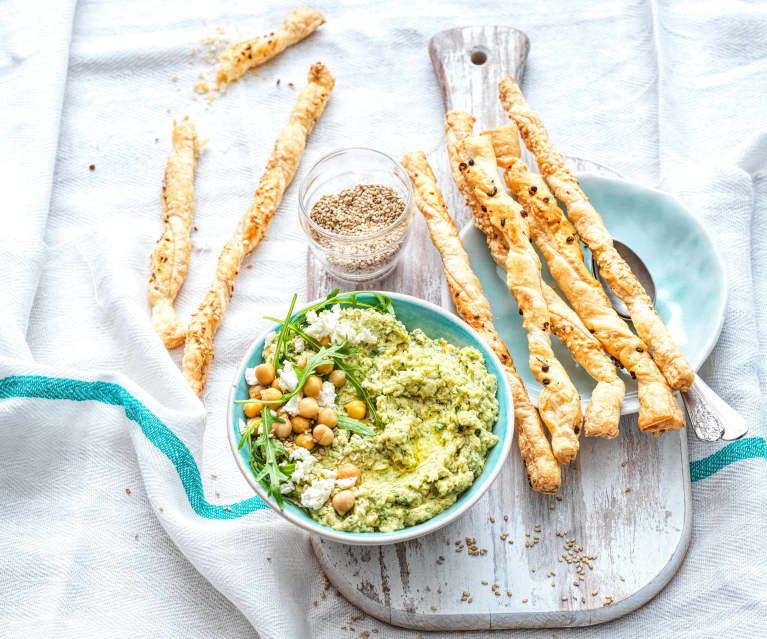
216, 7, 325, 90
499, 76, 694, 392
402, 150, 560, 493
501, 153, 683, 433
541, 284, 623, 438
482, 126, 623, 437
148, 118, 200, 349
460, 134, 582, 463
182, 63, 334, 395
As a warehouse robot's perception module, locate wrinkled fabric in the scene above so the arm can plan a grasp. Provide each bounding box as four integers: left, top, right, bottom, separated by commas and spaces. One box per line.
1, 0, 765, 638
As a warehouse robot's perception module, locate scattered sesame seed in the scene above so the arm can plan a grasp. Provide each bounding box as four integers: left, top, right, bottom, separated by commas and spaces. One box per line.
125, 488, 131, 495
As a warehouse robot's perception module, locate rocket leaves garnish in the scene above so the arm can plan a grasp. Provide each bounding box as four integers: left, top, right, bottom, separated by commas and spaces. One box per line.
238, 407, 293, 508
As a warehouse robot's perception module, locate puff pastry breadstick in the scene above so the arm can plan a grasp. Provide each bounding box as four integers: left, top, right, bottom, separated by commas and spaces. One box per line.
482, 125, 623, 438
541, 283, 623, 438
499, 76, 694, 392
182, 63, 334, 395
216, 7, 325, 89
148, 118, 200, 349
401, 150, 561, 493
502, 153, 684, 433
459, 134, 582, 463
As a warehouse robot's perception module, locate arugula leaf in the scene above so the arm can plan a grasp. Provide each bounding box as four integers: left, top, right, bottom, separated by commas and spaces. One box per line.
257, 408, 292, 508
271, 294, 297, 370
334, 359, 382, 428
336, 415, 376, 437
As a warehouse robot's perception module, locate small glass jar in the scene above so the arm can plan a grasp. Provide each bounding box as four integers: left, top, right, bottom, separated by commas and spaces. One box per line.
298, 147, 414, 281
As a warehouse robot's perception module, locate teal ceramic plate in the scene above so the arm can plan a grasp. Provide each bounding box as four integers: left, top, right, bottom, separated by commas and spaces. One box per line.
227, 292, 514, 545
454, 173, 728, 414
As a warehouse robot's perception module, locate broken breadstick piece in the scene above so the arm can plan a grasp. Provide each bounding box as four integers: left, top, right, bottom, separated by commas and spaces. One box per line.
460, 133, 582, 464
401, 150, 560, 494
148, 118, 200, 349
216, 7, 325, 90
499, 75, 694, 392
182, 62, 334, 395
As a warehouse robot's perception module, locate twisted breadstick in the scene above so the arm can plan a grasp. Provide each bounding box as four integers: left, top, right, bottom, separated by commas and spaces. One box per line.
541, 283, 623, 438
499, 76, 694, 392
401, 150, 561, 493
183, 63, 334, 394
459, 134, 582, 463
216, 7, 325, 89
483, 125, 623, 437
148, 118, 199, 349
501, 153, 683, 433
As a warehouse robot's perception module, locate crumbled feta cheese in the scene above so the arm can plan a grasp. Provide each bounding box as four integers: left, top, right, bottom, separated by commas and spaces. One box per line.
279, 481, 295, 495
320, 468, 338, 479
277, 362, 298, 392
238, 418, 247, 434
263, 330, 277, 348
305, 305, 342, 341
318, 381, 336, 408
290, 446, 314, 462
293, 336, 306, 352
354, 326, 377, 345
283, 392, 303, 416
290, 446, 317, 484
300, 477, 335, 509
244, 367, 259, 386
335, 477, 358, 489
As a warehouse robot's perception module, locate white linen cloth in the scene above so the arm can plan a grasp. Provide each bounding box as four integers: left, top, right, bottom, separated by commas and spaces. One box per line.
1, 0, 765, 637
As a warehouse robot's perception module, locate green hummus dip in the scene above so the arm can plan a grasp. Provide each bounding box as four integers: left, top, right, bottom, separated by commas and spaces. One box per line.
282, 306, 499, 533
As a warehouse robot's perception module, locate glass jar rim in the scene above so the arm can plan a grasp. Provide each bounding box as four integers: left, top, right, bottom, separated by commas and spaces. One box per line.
298, 147, 414, 243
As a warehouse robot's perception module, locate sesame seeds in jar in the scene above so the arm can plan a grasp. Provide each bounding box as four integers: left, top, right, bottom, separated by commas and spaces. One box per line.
298, 148, 414, 281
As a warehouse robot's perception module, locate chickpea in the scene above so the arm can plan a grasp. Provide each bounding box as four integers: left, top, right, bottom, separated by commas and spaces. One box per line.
291, 415, 312, 434
271, 417, 292, 439
328, 369, 346, 388
295, 433, 315, 450
255, 363, 275, 385
320, 335, 331, 346
332, 490, 355, 516
243, 401, 263, 419
298, 396, 319, 419
316, 362, 333, 375
345, 399, 367, 420
313, 424, 334, 446
297, 353, 308, 369
261, 387, 283, 402
303, 374, 322, 398
270, 379, 282, 390
248, 384, 265, 399
317, 407, 338, 428
337, 462, 361, 482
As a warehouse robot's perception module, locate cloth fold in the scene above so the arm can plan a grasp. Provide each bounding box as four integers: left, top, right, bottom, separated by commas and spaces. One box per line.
1, 0, 765, 638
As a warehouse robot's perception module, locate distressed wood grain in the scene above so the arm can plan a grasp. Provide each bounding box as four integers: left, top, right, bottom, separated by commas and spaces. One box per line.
309, 26, 691, 631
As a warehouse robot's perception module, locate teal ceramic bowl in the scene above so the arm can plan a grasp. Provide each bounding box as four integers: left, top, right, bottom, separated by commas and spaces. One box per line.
454, 173, 728, 414
227, 292, 514, 545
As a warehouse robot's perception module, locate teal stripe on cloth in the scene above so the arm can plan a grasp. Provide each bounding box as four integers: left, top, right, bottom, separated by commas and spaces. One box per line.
0, 375, 764, 517
689, 437, 766, 482
0, 375, 267, 519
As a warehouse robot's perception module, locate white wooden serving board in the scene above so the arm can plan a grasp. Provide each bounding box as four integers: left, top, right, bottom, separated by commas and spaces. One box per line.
307, 26, 691, 631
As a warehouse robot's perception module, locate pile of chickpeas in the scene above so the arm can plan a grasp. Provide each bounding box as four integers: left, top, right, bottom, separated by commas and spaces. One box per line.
244, 355, 367, 516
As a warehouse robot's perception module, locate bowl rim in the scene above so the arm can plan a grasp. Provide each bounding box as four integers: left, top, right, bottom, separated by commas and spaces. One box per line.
226, 290, 514, 545
297, 147, 414, 243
